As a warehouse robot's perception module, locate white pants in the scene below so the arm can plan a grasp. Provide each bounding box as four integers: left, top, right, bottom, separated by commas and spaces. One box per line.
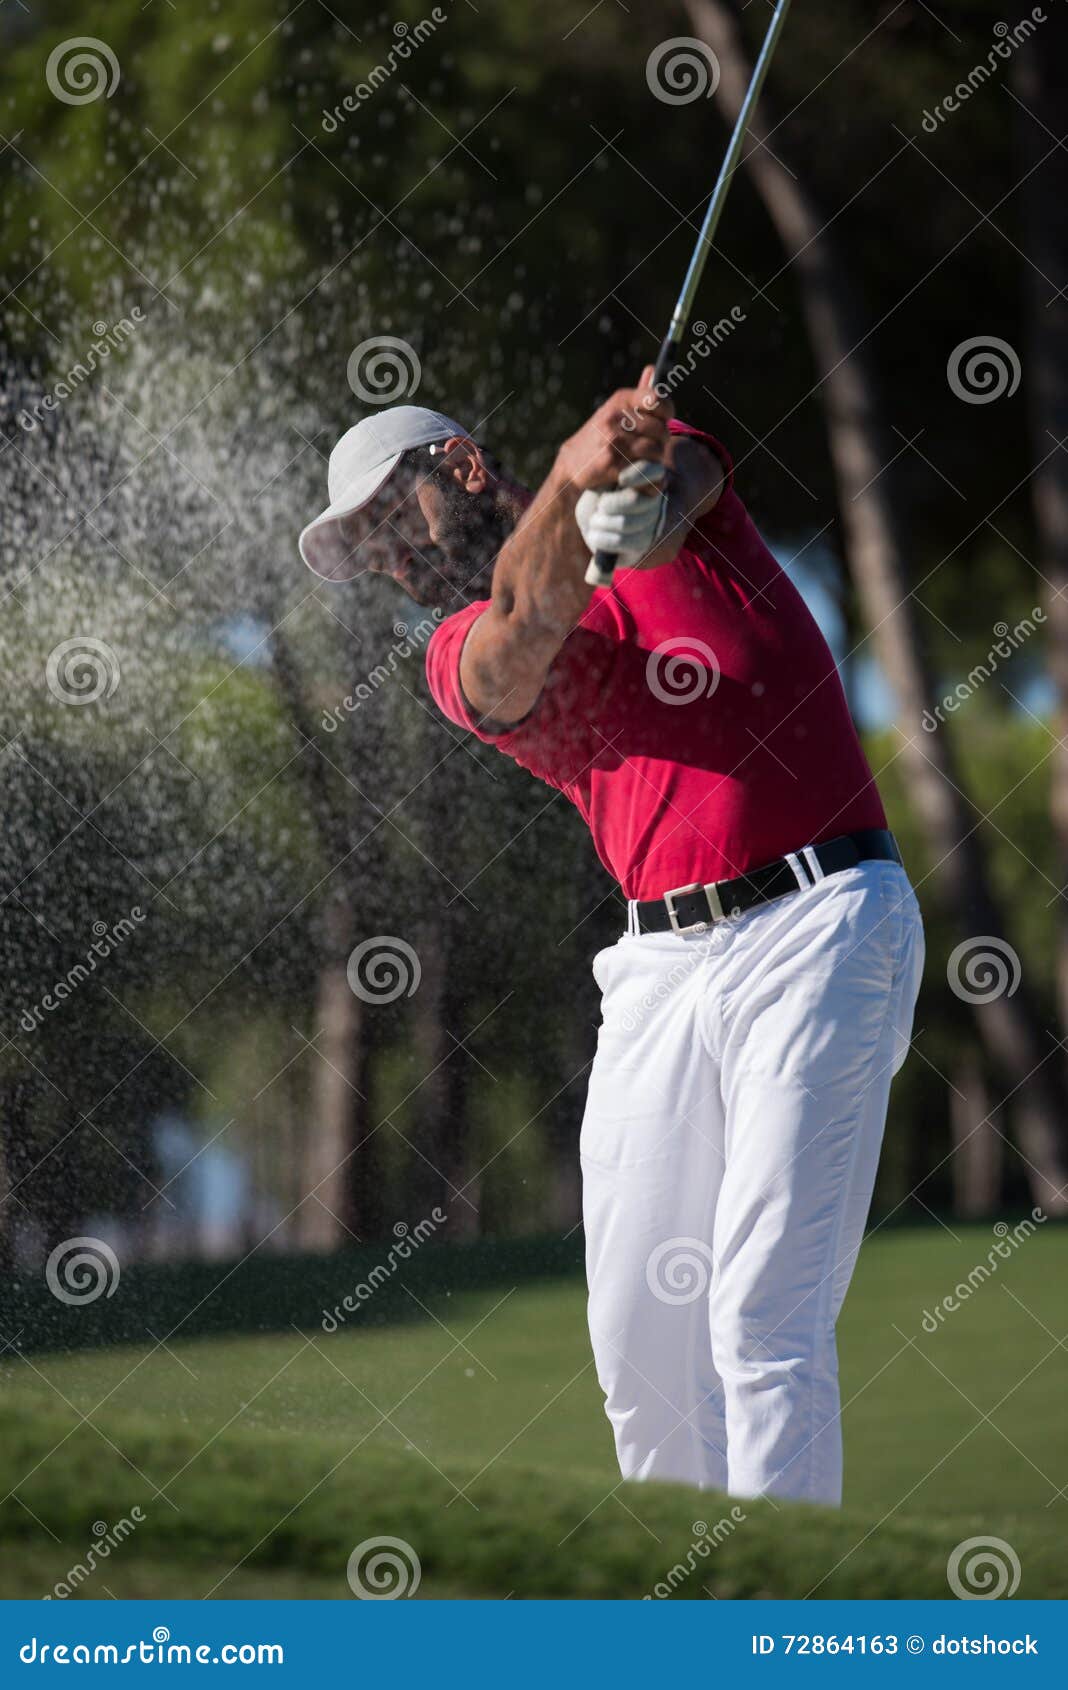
580, 860, 924, 1506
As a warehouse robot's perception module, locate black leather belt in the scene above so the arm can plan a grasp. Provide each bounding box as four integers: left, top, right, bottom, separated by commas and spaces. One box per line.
634, 829, 902, 936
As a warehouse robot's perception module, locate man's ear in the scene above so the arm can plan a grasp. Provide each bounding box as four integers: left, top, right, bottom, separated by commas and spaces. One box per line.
442, 435, 489, 495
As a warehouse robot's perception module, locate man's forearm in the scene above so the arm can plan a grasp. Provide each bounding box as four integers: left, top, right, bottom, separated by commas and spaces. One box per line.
459, 454, 592, 725
492, 454, 591, 633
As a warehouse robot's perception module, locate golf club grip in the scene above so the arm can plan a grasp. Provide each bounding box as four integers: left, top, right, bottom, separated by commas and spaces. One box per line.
585, 338, 681, 590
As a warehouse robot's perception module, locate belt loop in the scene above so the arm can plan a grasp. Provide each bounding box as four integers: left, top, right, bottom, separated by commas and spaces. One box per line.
783, 850, 810, 890
627, 900, 638, 937
802, 846, 826, 884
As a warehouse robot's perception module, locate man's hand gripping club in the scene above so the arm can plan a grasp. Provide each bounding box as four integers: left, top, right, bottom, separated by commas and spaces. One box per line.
458, 370, 673, 727
459, 369, 723, 728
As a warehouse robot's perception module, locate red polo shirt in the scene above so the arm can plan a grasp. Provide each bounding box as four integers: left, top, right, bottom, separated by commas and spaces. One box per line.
425, 422, 886, 900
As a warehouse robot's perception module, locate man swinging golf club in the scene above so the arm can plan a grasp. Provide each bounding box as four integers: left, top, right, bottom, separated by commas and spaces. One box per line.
299, 371, 924, 1506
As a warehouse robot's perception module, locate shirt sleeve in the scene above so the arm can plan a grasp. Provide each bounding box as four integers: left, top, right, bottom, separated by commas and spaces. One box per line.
668, 418, 734, 495
425, 601, 626, 790
667, 418, 748, 564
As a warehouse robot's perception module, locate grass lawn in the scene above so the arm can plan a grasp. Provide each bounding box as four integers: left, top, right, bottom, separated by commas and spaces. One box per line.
1, 1225, 1064, 1599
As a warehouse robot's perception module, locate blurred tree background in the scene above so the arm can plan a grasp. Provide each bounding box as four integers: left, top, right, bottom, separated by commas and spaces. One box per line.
1, 0, 1066, 1269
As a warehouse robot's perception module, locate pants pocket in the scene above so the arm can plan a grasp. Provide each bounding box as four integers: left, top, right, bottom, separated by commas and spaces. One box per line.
888, 897, 925, 1075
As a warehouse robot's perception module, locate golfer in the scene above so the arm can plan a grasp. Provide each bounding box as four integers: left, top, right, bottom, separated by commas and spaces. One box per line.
300, 373, 924, 1506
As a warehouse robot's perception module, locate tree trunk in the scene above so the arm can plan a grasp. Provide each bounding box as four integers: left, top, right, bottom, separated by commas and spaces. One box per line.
949, 1052, 1004, 1217
296, 895, 366, 1251
408, 919, 477, 1238
0, 1112, 12, 1276
1016, 14, 1068, 1034
684, 0, 1068, 1211
267, 627, 372, 1252
347, 1050, 386, 1242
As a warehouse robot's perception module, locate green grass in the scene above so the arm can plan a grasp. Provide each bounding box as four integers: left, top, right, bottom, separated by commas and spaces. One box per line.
1, 1225, 1065, 1599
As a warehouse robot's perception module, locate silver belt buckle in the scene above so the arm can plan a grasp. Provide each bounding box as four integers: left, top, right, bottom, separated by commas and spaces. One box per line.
663, 879, 725, 935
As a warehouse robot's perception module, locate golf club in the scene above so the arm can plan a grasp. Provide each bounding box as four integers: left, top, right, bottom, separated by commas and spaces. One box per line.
585, 0, 793, 589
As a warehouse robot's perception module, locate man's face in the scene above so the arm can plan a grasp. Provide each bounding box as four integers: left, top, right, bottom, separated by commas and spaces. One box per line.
340, 446, 522, 610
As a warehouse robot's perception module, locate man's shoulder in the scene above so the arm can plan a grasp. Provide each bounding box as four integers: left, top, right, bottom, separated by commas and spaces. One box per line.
432, 595, 491, 629
426, 597, 490, 655
424, 599, 491, 732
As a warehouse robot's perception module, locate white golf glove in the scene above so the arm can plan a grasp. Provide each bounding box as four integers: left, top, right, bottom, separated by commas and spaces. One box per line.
576, 460, 669, 567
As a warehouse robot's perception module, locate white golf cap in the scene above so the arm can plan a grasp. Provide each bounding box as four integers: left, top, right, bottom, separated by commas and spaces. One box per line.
299, 405, 472, 581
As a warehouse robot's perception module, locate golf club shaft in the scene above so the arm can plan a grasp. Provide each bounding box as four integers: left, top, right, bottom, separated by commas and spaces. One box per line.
587, 0, 792, 589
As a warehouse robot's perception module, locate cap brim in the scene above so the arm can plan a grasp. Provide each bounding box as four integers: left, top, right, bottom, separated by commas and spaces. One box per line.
298, 451, 402, 582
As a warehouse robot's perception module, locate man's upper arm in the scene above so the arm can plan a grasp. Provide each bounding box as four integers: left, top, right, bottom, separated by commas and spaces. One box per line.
425, 603, 502, 735
458, 598, 550, 728
425, 605, 622, 786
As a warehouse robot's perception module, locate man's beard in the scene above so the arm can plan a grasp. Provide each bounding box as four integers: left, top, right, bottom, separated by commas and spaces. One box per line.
433, 489, 516, 605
